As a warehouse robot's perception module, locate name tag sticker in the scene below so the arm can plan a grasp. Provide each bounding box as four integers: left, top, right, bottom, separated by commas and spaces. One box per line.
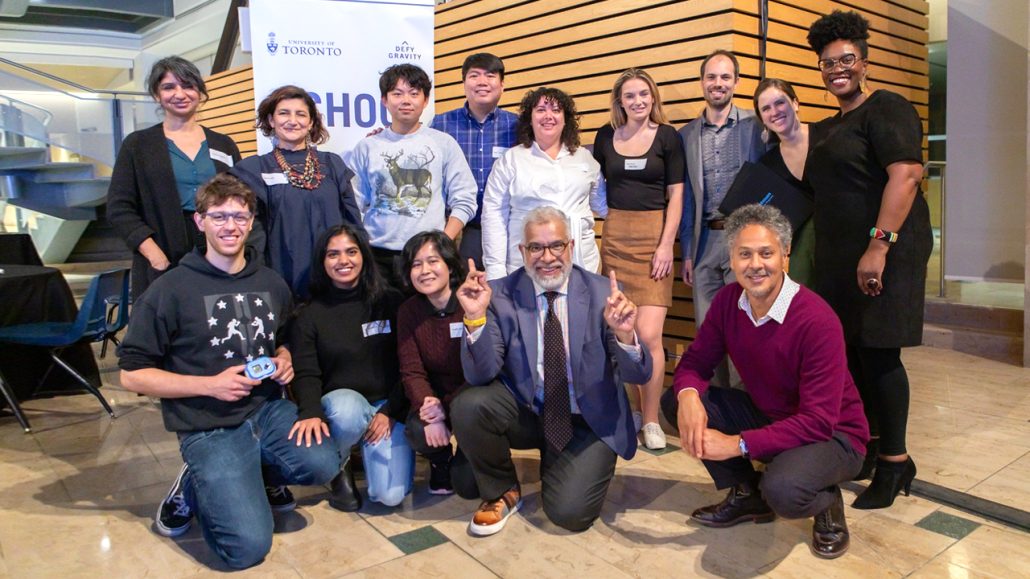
449, 322, 464, 338
362, 320, 391, 337
262, 172, 289, 185
492, 146, 509, 158
624, 158, 647, 171
209, 149, 234, 167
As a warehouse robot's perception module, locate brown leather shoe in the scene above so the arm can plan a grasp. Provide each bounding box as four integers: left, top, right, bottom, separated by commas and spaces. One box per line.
691, 479, 775, 528
469, 485, 521, 537
812, 486, 849, 559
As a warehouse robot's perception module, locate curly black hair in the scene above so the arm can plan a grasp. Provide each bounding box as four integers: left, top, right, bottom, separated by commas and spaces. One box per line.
806, 10, 870, 58
516, 87, 581, 152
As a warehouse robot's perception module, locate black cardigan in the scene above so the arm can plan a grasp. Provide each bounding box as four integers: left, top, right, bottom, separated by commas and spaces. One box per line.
107, 123, 242, 299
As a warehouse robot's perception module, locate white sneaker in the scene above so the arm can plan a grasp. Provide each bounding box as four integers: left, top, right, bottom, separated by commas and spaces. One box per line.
642, 422, 667, 450
632, 411, 643, 433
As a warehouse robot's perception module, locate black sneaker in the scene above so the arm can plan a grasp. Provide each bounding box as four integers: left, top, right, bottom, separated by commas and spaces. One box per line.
428, 457, 454, 495
154, 464, 192, 537
266, 485, 296, 512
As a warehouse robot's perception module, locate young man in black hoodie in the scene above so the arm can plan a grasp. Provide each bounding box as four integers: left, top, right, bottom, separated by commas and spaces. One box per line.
119, 173, 339, 570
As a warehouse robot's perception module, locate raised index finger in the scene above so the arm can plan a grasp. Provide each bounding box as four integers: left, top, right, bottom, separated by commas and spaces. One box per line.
467, 258, 478, 275
609, 270, 619, 295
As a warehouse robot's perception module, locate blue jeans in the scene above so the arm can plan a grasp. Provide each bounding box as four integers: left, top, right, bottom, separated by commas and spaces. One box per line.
321, 389, 414, 506
178, 398, 339, 570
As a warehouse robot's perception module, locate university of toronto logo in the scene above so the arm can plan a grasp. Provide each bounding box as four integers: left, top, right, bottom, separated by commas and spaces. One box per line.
267, 32, 278, 56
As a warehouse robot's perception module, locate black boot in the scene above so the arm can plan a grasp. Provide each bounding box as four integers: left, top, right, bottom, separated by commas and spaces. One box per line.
853, 438, 879, 481
812, 486, 849, 559
329, 459, 362, 512
691, 477, 774, 528
852, 456, 916, 509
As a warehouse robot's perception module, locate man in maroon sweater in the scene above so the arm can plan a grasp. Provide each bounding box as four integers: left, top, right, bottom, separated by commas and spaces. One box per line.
661, 204, 869, 559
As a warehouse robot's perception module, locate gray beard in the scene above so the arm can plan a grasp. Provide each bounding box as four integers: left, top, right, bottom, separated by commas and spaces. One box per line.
526, 263, 571, 291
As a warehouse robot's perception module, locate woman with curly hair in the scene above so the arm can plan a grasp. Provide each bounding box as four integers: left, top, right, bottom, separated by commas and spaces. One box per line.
481, 87, 604, 280
806, 10, 932, 509
231, 85, 365, 299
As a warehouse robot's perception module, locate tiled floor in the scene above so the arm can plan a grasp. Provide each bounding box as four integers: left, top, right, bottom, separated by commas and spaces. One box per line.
0, 345, 1027, 577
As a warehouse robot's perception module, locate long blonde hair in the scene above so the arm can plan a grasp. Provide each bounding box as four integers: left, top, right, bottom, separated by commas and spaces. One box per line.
609, 68, 668, 128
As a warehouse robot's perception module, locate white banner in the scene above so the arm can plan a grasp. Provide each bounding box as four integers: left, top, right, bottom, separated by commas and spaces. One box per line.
248, 0, 435, 159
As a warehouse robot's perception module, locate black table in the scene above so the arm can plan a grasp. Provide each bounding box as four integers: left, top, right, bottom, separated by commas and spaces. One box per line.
0, 264, 102, 403
0, 234, 43, 266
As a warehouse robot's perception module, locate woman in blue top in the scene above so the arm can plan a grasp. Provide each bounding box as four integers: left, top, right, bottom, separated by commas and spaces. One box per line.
107, 56, 241, 300
232, 85, 365, 299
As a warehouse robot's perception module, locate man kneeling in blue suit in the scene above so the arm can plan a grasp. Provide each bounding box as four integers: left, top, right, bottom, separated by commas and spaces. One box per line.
451, 206, 652, 536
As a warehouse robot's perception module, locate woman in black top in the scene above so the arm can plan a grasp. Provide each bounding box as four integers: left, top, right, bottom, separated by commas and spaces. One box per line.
231, 85, 365, 299
593, 68, 685, 450
806, 11, 932, 509
107, 56, 241, 299
289, 223, 413, 511
752, 78, 817, 287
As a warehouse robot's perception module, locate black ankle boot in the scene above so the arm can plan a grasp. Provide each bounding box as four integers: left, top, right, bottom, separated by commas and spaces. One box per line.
329, 459, 362, 512
812, 486, 849, 559
852, 456, 916, 510
691, 477, 775, 528
853, 438, 879, 481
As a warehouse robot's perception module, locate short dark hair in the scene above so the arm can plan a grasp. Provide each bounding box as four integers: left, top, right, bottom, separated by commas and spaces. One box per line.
379, 63, 432, 98
700, 50, 740, 79
461, 53, 505, 81
400, 230, 466, 293
195, 173, 255, 214
752, 78, 800, 144
725, 204, 793, 254
255, 85, 329, 145
147, 56, 208, 101
807, 10, 870, 58
308, 223, 387, 307
516, 87, 581, 152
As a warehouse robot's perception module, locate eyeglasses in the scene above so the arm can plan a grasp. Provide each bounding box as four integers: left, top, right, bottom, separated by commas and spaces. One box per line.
202, 211, 253, 226
817, 53, 862, 71
524, 241, 570, 257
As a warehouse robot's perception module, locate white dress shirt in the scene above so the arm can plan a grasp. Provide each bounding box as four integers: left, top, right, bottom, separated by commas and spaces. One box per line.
481, 142, 606, 280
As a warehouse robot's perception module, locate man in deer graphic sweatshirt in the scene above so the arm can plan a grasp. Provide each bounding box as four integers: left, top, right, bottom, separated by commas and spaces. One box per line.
351, 63, 477, 290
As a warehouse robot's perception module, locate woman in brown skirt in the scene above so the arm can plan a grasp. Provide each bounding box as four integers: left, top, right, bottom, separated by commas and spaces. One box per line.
593, 69, 686, 449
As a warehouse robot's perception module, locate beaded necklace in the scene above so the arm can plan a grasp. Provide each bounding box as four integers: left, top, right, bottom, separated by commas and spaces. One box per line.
273, 145, 324, 190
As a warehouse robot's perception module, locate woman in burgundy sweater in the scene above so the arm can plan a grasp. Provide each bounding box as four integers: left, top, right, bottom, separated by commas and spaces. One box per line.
397, 231, 469, 495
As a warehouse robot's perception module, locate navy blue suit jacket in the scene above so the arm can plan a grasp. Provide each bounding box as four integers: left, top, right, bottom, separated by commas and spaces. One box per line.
461, 266, 651, 459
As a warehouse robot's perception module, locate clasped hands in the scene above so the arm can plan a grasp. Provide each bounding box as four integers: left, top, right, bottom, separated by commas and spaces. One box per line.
676, 389, 744, 461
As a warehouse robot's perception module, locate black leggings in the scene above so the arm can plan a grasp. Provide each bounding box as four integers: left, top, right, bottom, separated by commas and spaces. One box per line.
846, 345, 909, 456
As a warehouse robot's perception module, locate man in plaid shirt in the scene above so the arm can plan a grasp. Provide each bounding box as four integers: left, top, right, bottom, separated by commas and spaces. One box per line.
432, 52, 518, 269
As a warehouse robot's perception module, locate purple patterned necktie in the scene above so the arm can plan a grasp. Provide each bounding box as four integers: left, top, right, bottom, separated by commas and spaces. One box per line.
542, 291, 573, 453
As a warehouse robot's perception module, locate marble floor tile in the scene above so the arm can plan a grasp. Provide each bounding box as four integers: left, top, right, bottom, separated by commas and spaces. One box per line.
845, 511, 957, 576
435, 513, 633, 578
908, 558, 998, 579
934, 524, 1030, 577
345, 543, 496, 579
966, 450, 1030, 512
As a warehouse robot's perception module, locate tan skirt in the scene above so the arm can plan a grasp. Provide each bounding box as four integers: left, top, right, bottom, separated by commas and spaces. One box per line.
600, 208, 673, 307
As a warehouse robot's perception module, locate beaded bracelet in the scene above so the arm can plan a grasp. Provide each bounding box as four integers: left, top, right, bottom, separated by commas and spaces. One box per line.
869, 227, 899, 244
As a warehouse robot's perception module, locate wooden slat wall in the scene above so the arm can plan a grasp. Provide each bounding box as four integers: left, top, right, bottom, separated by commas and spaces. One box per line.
435, 0, 928, 384
200, 0, 929, 384
200, 65, 258, 157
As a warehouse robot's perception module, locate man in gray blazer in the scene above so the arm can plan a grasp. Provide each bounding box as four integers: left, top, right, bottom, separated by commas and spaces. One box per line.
452, 206, 651, 537
678, 50, 766, 386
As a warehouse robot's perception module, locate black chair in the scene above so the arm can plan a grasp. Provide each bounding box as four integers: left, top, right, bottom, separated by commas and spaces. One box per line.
0, 268, 128, 432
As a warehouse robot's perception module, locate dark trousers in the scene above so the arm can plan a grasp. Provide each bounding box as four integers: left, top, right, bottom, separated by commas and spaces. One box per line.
847, 345, 909, 456
370, 246, 410, 296
458, 224, 484, 271
450, 382, 618, 532
404, 411, 454, 464
661, 387, 863, 519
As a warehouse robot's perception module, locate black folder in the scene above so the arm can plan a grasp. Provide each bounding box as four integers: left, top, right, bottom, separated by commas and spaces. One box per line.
717, 161, 813, 231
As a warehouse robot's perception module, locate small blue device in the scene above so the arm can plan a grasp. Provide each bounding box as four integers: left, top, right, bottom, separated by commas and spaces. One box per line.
244, 356, 277, 380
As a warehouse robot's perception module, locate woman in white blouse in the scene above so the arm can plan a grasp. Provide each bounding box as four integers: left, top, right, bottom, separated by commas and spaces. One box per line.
481, 87, 605, 280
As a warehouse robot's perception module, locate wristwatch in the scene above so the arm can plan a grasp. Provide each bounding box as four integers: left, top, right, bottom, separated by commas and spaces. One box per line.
738, 436, 750, 459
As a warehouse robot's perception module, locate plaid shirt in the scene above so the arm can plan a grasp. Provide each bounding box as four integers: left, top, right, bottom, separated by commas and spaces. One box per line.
431, 103, 519, 224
